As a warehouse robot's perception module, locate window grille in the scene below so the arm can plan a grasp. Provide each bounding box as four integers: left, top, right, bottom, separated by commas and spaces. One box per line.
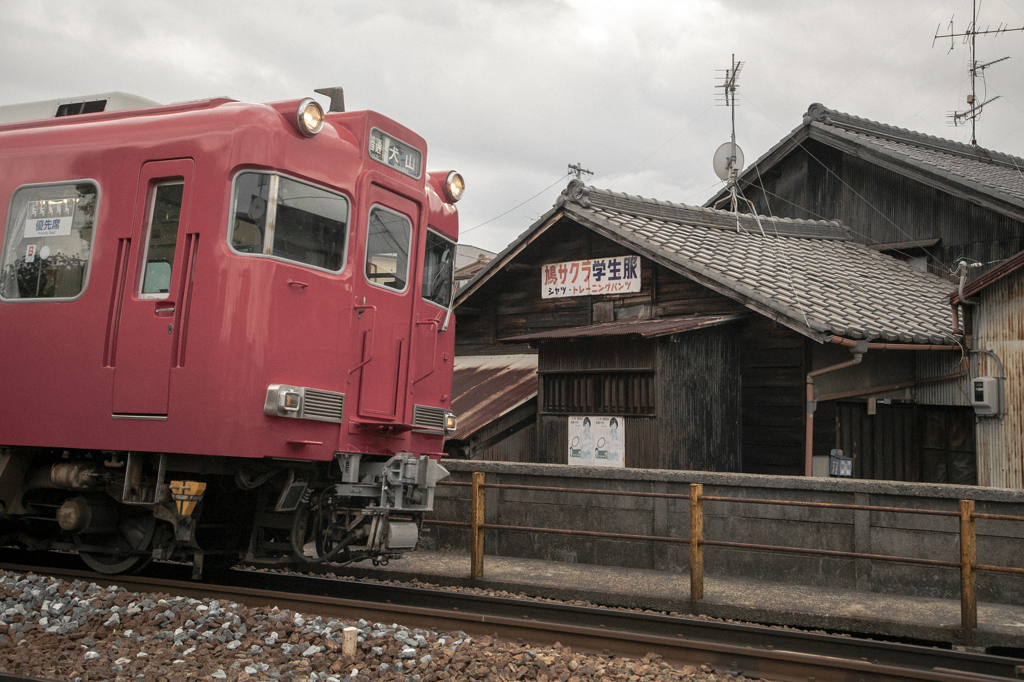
541, 371, 655, 416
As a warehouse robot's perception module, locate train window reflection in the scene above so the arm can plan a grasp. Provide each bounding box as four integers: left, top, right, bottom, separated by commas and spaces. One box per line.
229, 172, 349, 273
140, 181, 183, 298
365, 206, 411, 292
422, 230, 455, 308
0, 181, 98, 301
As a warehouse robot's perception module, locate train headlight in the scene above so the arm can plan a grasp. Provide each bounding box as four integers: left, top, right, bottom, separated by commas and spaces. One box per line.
297, 98, 325, 137
444, 411, 458, 435
445, 172, 465, 203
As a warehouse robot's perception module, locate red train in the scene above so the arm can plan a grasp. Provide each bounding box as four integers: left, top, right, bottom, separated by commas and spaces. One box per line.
0, 89, 460, 577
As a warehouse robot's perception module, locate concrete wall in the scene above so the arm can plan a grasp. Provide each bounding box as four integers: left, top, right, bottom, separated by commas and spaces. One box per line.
424, 461, 1024, 604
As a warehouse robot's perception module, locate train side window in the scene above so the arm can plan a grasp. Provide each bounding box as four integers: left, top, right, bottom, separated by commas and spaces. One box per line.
229, 171, 349, 272
365, 206, 411, 292
0, 181, 98, 301
421, 230, 455, 308
139, 180, 184, 298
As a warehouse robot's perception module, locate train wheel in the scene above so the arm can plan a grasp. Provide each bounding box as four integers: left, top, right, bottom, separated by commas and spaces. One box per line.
78, 514, 156, 574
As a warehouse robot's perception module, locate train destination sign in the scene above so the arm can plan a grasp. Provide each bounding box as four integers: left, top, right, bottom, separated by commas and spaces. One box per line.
368, 127, 422, 179
541, 255, 640, 299
24, 198, 75, 238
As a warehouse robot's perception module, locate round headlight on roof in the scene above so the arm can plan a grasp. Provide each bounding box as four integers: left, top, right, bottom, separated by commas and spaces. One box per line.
445, 171, 465, 203
296, 98, 325, 137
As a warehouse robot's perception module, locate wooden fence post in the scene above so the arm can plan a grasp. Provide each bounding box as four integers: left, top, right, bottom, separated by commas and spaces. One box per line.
471, 471, 485, 579
690, 483, 704, 613
959, 499, 977, 646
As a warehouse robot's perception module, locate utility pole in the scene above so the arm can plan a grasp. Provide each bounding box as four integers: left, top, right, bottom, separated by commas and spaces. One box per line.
934, 0, 1024, 146
568, 163, 593, 181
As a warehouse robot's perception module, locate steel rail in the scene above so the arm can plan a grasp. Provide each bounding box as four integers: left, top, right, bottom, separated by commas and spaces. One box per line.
1, 552, 1021, 681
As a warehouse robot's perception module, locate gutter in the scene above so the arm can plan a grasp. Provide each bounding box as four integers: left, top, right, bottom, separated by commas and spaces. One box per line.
805, 341, 868, 476
805, 338, 962, 476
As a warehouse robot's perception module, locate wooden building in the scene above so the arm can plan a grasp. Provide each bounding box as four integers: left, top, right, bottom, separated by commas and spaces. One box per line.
454, 181, 963, 479
706, 103, 1024, 485
707, 103, 1024, 275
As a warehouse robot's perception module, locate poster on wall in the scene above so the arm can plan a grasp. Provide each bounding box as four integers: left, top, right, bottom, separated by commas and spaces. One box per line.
567, 416, 625, 468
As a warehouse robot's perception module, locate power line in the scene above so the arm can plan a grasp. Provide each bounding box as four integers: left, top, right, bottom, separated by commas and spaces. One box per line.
737, 92, 954, 273
461, 172, 570, 236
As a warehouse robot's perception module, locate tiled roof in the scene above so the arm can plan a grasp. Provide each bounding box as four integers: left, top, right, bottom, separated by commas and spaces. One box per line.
561, 181, 958, 345
708, 103, 1024, 217
804, 104, 1024, 210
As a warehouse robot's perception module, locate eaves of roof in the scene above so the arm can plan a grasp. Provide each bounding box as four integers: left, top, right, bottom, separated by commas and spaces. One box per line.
458, 180, 958, 347
951, 248, 1024, 303
705, 103, 1024, 223
454, 204, 562, 307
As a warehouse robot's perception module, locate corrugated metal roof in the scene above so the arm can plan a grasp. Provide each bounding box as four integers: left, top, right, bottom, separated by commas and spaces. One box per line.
500, 314, 741, 342
450, 355, 537, 439
951, 249, 1024, 303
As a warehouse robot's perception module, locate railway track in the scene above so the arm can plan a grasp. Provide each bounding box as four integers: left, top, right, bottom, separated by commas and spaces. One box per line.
1, 549, 1022, 682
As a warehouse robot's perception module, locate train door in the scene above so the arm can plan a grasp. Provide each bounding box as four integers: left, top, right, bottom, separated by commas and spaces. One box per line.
111, 159, 195, 417
352, 184, 418, 421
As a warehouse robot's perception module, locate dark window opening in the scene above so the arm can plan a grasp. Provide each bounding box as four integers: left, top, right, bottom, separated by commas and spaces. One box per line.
55, 100, 107, 117
542, 371, 655, 416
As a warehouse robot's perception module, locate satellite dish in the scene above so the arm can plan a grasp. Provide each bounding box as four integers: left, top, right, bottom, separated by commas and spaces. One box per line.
713, 142, 744, 181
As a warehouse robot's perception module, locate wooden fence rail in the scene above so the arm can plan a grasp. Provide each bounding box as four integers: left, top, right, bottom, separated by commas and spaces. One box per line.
426, 475, 1024, 646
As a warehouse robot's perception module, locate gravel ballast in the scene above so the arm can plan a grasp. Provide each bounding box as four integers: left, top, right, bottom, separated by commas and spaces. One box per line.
0, 569, 766, 681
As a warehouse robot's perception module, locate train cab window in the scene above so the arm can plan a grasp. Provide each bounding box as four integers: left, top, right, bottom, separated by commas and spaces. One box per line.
140, 181, 183, 298
365, 206, 411, 291
0, 181, 98, 301
422, 230, 455, 308
229, 172, 348, 272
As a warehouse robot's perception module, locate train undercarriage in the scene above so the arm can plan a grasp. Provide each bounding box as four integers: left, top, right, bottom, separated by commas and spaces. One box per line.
0, 447, 449, 579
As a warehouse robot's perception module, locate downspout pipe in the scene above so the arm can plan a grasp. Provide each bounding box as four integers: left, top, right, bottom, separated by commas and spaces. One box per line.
805, 340, 869, 477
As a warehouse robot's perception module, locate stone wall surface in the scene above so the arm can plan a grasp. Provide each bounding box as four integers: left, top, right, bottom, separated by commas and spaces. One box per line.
424, 461, 1024, 604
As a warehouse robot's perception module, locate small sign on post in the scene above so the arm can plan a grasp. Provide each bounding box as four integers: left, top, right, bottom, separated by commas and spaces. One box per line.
829, 449, 853, 477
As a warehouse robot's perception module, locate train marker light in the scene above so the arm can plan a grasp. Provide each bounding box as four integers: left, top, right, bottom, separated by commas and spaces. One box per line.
445, 171, 465, 203
297, 98, 325, 137
444, 412, 458, 435
282, 391, 302, 412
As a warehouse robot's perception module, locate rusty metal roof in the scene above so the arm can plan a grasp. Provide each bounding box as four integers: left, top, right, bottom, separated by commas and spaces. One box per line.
450, 355, 537, 440
500, 314, 742, 342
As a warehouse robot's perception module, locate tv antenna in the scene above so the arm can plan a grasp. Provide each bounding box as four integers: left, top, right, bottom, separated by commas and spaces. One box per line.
712, 54, 745, 215
933, 0, 1024, 146
568, 163, 593, 181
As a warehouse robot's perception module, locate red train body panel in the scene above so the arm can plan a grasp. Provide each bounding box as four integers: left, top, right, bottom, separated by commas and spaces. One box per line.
0, 93, 460, 576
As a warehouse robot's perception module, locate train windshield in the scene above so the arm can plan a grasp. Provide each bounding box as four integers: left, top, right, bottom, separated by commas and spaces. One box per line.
229, 172, 349, 272
0, 182, 97, 301
421, 230, 455, 308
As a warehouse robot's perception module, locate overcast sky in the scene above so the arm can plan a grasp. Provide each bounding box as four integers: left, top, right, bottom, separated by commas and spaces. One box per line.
3, 0, 1024, 253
